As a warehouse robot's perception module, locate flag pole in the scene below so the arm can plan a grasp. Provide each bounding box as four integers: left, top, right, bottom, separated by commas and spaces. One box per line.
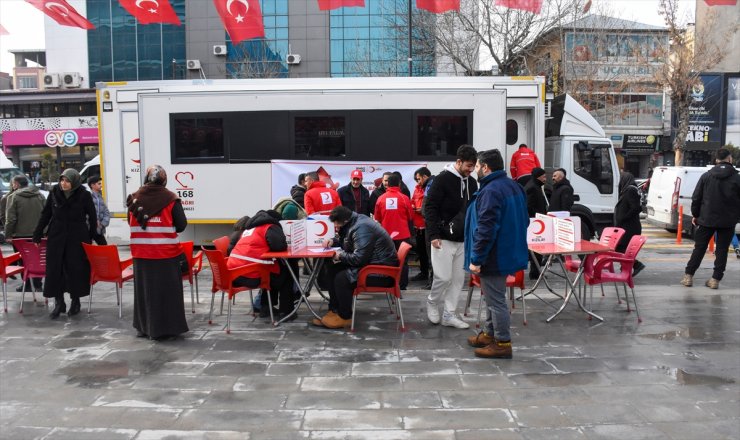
408, 0, 413, 77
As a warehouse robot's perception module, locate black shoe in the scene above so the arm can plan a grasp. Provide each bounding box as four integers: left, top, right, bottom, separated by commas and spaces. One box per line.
259, 307, 279, 318
632, 261, 646, 277
136, 331, 148, 338
423, 281, 432, 290
68, 298, 81, 316
529, 270, 540, 280
410, 273, 428, 282
49, 301, 66, 319
278, 311, 298, 322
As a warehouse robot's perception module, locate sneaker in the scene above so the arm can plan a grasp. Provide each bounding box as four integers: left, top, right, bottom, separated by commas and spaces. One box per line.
705, 278, 719, 289
474, 341, 513, 359
441, 313, 470, 329
680, 274, 693, 287
426, 301, 440, 324
467, 331, 494, 348
410, 273, 428, 282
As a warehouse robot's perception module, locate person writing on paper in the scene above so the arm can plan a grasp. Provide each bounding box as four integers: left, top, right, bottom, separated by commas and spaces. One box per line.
374, 173, 413, 290
314, 206, 398, 329
464, 149, 528, 359
228, 210, 297, 321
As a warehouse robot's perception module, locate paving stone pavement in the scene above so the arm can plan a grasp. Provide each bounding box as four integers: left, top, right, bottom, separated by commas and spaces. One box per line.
1, 244, 739, 439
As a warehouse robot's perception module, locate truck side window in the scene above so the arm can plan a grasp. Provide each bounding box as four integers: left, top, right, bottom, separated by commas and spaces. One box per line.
573, 143, 614, 194
171, 117, 225, 163
506, 119, 518, 145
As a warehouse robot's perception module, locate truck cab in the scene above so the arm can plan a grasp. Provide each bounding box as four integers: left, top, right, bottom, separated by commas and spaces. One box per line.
545, 95, 620, 228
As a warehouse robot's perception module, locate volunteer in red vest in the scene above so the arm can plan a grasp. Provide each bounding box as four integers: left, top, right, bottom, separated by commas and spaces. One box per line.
411, 166, 433, 283
374, 173, 413, 290
127, 165, 188, 340
304, 171, 341, 215
227, 209, 297, 321
509, 143, 542, 186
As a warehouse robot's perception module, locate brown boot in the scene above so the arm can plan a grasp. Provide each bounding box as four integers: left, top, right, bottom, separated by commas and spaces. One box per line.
705, 278, 719, 289
312, 311, 336, 327
474, 341, 513, 359
321, 312, 352, 329
467, 331, 494, 348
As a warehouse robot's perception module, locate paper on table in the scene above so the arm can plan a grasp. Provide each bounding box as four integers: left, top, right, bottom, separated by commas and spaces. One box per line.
309, 247, 340, 253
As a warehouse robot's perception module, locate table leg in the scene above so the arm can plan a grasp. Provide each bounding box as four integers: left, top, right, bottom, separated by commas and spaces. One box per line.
275, 258, 323, 325
546, 258, 603, 323
519, 254, 563, 309
302, 258, 329, 300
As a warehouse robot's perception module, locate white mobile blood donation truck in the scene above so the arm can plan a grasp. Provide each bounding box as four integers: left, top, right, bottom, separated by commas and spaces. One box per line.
96, 77, 617, 244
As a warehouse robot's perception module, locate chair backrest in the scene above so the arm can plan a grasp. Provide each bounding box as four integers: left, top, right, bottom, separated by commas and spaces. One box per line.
12, 239, 47, 276
397, 242, 412, 268
82, 243, 125, 282
213, 236, 230, 255
203, 248, 228, 291
180, 241, 194, 266
0, 248, 17, 276
623, 235, 648, 260
600, 227, 626, 251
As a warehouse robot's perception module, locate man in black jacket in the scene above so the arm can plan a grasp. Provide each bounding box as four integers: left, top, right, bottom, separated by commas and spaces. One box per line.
423, 145, 478, 329
548, 168, 575, 212
524, 167, 548, 279
290, 173, 306, 208
681, 149, 740, 289
337, 169, 371, 216
368, 172, 391, 216
315, 206, 399, 329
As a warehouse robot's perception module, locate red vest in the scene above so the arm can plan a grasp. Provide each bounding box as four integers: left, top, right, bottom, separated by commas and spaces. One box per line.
129, 201, 181, 259
411, 184, 426, 229
304, 182, 341, 215
374, 187, 412, 241
227, 224, 279, 276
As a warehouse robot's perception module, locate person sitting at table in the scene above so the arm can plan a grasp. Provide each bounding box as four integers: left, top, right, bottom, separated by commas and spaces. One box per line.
314, 206, 399, 329
227, 210, 297, 321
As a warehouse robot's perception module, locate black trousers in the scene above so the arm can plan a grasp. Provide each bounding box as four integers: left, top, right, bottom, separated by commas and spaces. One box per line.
685, 225, 735, 281
414, 227, 430, 276
233, 261, 296, 314
323, 262, 394, 319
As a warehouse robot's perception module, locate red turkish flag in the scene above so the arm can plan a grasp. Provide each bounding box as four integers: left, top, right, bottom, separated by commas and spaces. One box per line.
118, 0, 181, 26
704, 0, 737, 5
0, 24, 9, 36
212, 0, 265, 43
495, 0, 543, 14
25, 0, 95, 30
317, 0, 365, 11
416, 0, 460, 13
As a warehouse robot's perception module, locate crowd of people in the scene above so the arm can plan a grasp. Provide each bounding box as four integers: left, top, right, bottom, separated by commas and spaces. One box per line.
2, 144, 738, 358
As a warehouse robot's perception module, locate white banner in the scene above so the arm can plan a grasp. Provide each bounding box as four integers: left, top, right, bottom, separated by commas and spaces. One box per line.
271, 160, 427, 207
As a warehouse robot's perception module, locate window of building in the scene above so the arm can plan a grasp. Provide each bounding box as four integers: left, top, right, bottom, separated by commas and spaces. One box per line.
171, 116, 225, 163
506, 119, 519, 145
226, 0, 288, 79
294, 115, 347, 159
573, 141, 614, 194
17, 77, 38, 89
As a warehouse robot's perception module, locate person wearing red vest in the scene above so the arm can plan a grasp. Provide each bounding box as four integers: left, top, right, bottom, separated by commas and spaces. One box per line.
227, 210, 296, 321
411, 166, 433, 283
509, 143, 542, 186
374, 173, 413, 290
303, 171, 341, 215
127, 165, 188, 340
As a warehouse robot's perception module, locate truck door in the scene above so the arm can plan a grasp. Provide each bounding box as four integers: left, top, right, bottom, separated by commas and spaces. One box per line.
505, 109, 532, 169
570, 140, 618, 218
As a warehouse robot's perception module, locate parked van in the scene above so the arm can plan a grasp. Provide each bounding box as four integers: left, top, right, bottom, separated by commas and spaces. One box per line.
79, 154, 100, 183
646, 166, 710, 236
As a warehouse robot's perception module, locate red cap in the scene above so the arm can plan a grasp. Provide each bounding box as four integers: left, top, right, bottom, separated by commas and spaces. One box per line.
350, 170, 363, 179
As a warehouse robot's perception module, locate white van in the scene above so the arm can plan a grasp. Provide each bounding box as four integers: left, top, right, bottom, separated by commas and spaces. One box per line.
0, 152, 30, 195
646, 166, 710, 236
79, 154, 100, 184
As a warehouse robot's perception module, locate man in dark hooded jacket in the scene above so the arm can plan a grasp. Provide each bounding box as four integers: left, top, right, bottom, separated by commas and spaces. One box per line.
290, 173, 307, 208
681, 149, 740, 289
548, 168, 575, 212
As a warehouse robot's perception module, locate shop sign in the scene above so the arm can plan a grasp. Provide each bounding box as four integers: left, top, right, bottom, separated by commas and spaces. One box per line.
623, 134, 657, 152
2, 128, 98, 147
672, 74, 723, 148
44, 130, 79, 148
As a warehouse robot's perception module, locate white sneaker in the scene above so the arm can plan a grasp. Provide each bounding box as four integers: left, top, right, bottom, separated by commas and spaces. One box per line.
426, 301, 440, 324
441, 313, 470, 329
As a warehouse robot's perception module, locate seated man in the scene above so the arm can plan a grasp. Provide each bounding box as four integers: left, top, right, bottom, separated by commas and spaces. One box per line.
315, 206, 399, 329
227, 210, 297, 321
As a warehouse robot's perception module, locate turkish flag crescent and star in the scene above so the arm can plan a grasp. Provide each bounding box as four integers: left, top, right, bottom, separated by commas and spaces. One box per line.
213, 0, 265, 43
495, 0, 544, 14
25, 0, 95, 29
317, 0, 365, 11
118, 0, 182, 26
416, 0, 460, 13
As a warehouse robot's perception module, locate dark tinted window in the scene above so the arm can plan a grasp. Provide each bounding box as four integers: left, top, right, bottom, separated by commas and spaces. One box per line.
294, 115, 346, 159
171, 117, 225, 163
350, 110, 411, 161
230, 112, 290, 161
416, 113, 471, 157
573, 142, 614, 194
506, 119, 518, 145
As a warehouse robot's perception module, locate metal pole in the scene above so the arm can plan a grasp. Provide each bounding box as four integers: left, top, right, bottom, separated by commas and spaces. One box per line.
408, 0, 412, 77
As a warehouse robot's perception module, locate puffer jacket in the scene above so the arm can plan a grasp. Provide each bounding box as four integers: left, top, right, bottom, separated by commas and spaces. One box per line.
5, 185, 45, 238
333, 212, 399, 283
691, 162, 740, 228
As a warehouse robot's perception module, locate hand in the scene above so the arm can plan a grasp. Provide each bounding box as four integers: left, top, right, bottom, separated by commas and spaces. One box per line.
431, 239, 442, 249
322, 239, 333, 248
332, 252, 341, 263
691, 217, 698, 226
469, 264, 481, 274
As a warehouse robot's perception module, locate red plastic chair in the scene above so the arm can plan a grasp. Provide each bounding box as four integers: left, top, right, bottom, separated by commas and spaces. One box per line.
11, 239, 48, 313
467, 270, 527, 326
213, 235, 230, 256
0, 248, 24, 313
583, 235, 648, 323
180, 241, 203, 313
82, 243, 134, 318
351, 242, 412, 332
564, 227, 626, 273
203, 248, 271, 333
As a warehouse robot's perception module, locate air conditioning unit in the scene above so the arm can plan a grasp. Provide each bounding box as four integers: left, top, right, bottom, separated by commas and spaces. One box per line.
286, 54, 301, 65
62, 72, 81, 88
213, 45, 227, 56
43, 73, 61, 88
186, 59, 201, 70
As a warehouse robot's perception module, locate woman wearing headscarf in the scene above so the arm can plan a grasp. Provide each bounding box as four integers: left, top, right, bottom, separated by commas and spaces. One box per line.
127, 165, 189, 340
614, 171, 645, 276
33, 169, 97, 319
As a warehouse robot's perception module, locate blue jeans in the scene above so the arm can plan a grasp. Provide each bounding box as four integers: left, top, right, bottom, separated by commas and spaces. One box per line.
480, 274, 510, 342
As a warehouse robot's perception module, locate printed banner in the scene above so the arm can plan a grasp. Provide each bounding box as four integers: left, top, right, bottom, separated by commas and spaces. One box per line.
271, 160, 426, 207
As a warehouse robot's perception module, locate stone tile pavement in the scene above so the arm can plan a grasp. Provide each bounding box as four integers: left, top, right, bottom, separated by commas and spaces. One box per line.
1, 245, 738, 439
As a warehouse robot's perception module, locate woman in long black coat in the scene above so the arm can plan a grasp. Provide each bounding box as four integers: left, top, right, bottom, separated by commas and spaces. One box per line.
33, 168, 97, 319
614, 171, 645, 276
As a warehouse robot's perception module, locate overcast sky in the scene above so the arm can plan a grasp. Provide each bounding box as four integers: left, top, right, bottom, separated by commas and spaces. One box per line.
0, 0, 697, 74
